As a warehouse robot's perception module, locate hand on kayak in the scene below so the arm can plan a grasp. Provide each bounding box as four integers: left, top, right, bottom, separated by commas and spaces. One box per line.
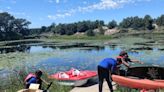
110, 77, 113, 81
139, 61, 144, 64
128, 65, 132, 69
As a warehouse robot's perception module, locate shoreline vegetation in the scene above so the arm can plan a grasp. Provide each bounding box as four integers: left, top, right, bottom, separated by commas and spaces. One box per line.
0, 66, 72, 92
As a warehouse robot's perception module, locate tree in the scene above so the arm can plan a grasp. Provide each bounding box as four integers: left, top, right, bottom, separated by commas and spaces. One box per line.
65, 24, 76, 35
95, 20, 104, 28
108, 20, 117, 29
0, 12, 31, 40
156, 15, 164, 26
40, 26, 47, 33
143, 15, 154, 30
131, 16, 144, 30
0, 12, 14, 32
12, 18, 31, 36
99, 26, 105, 35
119, 16, 154, 30
55, 24, 66, 35
76, 21, 88, 32
119, 17, 133, 28
86, 29, 95, 36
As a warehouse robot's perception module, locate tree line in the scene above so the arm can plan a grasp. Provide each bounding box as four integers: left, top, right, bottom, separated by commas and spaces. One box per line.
0, 12, 164, 40
34, 15, 164, 36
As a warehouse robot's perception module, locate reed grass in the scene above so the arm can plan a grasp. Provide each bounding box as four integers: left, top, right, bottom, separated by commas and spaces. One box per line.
0, 65, 72, 92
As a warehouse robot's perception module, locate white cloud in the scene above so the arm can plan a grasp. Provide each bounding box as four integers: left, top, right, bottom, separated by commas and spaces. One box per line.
0, 10, 25, 16
78, 0, 118, 12
48, 0, 60, 3
63, 0, 68, 3
56, 0, 60, 3
0, 0, 16, 4
6, 6, 11, 10
39, 17, 44, 21
12, 12, 26, 16
0, 10, 3, 13
48, 0, 151, 20
11, 0, 17, 4
8, 11, 31, 19
0, 10, 29, 19
48, 0, 69, 4
48, 10, 73, 20
83, 1, 87, 4
48, 0, 55, 3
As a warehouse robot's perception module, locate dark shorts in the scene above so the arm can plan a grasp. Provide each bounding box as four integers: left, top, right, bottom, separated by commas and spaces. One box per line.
97, 65, 110, 80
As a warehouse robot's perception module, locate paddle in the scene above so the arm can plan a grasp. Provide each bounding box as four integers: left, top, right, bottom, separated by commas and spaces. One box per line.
46, 82, 53, 90
43, 82, 53, 92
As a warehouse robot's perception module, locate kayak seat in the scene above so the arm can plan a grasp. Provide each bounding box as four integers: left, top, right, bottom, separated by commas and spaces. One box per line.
58, 72, 69, 78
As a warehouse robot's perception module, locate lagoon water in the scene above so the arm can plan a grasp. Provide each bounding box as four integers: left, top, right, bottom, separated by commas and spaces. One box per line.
0, 36, 164, 74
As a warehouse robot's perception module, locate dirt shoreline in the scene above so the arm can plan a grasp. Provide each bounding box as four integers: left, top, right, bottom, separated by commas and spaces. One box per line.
70, 81, 116, 92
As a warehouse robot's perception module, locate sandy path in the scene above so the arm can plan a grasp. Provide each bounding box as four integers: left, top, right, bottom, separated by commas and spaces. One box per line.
70, 81, 116, 92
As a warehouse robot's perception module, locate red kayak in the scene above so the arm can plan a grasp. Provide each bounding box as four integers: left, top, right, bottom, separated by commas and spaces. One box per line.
112, 74, 164, 90
49, 68, 97, 86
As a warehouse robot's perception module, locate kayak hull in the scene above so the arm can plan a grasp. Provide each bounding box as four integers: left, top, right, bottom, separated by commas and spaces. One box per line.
56, 78, 88, 86
112, 74, 164, 90
49, 69, 97, 86
113, 66, 164, 90
127, 66, 164, 79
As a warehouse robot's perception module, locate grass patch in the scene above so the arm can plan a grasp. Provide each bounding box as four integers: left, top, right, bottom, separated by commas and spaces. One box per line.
0, 51, 62, 69
115, 85, 164, 92
49, 35, 112, 41
0, 66, 72, 92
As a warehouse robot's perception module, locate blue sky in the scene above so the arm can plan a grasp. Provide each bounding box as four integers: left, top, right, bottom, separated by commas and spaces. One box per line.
0, 0, 164, 28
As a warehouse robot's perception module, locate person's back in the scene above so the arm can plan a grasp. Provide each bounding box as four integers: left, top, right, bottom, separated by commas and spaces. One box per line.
25, 70, 43, 89
98, 58, 117, 70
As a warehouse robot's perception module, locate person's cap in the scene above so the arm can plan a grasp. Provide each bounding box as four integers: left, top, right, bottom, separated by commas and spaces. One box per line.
119, 51, 127, 56
35, 70, 42, 76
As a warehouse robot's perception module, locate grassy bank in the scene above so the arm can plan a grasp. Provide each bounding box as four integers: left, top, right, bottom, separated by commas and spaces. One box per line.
116, 86, 164, 92
0, 66, 72, 92
49, 35, 112, 41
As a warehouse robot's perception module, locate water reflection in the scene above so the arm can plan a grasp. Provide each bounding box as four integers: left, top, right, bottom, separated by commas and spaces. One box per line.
130, 47, 153, 50
0, 42, 107, 53
30, 46, 53, 53
4, 40, 43, 46
0, 45, 30, 53
36, 45, 164, 74
158, 48, 164, 51
134, 43, 153, 46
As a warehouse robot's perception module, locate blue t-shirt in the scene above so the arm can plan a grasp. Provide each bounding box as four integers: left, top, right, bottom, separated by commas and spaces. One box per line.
98, 58, 117, 71
27, 77, 37, 84
26, 77, 42, 89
